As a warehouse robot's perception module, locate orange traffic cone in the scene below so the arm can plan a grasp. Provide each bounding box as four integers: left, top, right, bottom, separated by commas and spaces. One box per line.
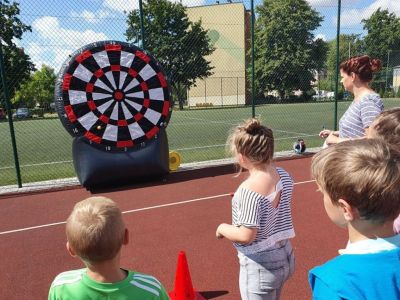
169, 251, 205, 300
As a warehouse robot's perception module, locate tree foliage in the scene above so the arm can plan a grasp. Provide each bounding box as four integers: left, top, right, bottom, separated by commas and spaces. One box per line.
253, 0, 326, 100
0, 0, 35, 106
323, 34, 364, 93
12, 65, 56, 109
126, 0, 214, 109
362, 9, 400, 92
362, 9, 400, 62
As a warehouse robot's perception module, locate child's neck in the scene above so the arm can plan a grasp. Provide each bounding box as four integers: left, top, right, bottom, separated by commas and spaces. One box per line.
247, 163, 274, 175
86, 257, 127, 283
348, 219, 396, 243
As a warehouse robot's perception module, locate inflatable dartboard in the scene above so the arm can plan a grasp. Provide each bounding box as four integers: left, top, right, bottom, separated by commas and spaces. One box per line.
55, 40, 172, 150
55, 41, 172, 188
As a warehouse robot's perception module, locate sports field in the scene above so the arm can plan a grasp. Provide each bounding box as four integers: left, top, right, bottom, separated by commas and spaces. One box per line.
0, 99, 398, 187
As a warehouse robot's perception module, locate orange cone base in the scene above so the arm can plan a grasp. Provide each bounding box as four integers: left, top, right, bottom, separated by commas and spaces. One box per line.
168, 290, 206, 300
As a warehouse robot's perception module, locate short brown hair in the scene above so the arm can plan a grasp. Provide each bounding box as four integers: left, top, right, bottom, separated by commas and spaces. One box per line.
369, 108, 400, 146
340, 55, 381, 83
311, 139, 400, 222
227, 118, 274, 167
66, 197, 125, 263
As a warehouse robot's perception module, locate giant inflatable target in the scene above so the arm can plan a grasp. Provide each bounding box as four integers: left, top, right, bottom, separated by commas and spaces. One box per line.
55, 41, 172, 188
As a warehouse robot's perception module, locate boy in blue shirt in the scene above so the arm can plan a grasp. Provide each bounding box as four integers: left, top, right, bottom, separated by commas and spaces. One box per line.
309, 139, 400, 299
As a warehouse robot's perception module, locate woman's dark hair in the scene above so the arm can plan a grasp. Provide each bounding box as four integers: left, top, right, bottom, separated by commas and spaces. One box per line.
340, 55, 381, 83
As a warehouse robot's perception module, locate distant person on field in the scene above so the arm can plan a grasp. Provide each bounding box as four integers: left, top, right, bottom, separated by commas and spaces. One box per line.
366, 107, 400, 233
48, 196, 169, 300
309, 139, 400, 299
216, 118, 295, 300
320, 55, 383, 146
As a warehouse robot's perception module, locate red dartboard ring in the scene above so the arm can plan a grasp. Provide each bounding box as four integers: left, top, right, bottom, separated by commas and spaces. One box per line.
54, 40, 172, 151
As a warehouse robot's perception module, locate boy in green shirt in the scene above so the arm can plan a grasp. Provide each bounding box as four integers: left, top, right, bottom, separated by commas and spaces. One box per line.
48, 196, 169, 300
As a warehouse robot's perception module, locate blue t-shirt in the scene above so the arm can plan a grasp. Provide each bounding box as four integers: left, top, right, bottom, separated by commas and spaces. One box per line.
309, 248, 400, 299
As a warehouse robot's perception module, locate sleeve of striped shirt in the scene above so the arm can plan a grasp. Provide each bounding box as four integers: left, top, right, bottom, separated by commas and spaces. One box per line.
237, 189, 260, 228
360, 96, 383, 128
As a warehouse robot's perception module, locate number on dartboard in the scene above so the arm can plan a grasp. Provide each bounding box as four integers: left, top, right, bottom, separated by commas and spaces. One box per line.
54, 40, 173, 152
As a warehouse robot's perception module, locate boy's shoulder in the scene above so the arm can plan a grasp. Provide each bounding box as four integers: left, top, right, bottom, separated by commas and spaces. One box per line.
49, 269, 169, 299
309, 249, 400, 297
50, 268, 86, 287
311, 248, 400, 275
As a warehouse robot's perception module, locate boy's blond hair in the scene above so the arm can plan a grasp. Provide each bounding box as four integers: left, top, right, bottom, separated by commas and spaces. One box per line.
227, 118, 274, 166
311, 139, 400, 222
369, 107, 400, 146
66, 196, 125, 263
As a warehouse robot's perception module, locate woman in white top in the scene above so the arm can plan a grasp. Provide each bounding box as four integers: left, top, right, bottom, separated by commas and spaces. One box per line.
320, 55, 384, 145
216, 118, 295, 300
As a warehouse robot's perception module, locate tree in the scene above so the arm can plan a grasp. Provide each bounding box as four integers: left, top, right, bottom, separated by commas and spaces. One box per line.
12, 65, 56, 109
0, 0, 35, 105
324, 34, 364, 94
363, 9, 400, 62
253, 0, 326, 100
362, 9, 400, 93
126, 0, 214, 109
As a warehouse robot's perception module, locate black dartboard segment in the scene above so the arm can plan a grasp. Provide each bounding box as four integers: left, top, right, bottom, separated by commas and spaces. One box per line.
55, 41, 172, 151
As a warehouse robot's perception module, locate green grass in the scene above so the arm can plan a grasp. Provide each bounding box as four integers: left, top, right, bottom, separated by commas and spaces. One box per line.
1, 98, 399, 187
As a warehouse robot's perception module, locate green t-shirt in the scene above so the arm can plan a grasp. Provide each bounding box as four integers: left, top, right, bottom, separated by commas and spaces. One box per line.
48, 268, 170, 300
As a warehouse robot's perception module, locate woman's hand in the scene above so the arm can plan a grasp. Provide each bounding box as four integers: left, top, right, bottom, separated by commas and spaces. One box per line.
319, 129, 332, 138
325, 132, 340, 145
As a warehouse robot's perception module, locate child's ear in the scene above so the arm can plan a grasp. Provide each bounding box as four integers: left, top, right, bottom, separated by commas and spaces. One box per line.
123, 228, 129, 245
66, 241, 77, 257
338, 199, 357, 221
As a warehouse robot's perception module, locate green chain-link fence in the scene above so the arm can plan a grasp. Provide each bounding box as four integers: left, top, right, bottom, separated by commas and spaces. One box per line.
1, 0, 399, 190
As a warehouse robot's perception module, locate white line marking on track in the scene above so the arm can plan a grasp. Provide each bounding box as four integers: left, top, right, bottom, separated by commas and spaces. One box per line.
0, 179, 315, 236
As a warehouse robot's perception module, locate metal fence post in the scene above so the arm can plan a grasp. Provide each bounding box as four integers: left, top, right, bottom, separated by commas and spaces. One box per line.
139, 0, 145, 50
250, 0, 255, 117
385, 50, 391, 95
334, 0, 341, 131
237, 77, 239, 106
221, 77, 223, 106
0, 42, 22, 188
205, 78, 207, 103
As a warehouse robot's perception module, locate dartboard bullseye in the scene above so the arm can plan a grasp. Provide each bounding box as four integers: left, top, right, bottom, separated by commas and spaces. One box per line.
55, 40, 172, 151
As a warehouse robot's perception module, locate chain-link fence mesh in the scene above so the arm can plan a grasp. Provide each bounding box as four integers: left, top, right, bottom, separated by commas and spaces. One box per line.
1, 0, 399, 190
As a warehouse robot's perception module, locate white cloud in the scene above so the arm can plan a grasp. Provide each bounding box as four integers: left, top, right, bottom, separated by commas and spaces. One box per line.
340, 0, 400, 27
27, 16, 108, 70
315, 33, 327, 41
103, 0, 205, 13
171, 0, 205, 6
103, 0, 139, 13
307, 0, 360, 8
70, 9, 110, 24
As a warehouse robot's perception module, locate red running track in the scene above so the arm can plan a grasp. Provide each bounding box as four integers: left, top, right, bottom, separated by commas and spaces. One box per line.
0, 156, 347, 300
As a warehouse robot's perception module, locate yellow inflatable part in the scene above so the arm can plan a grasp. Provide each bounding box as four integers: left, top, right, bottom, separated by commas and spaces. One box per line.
169, 151, 181, 171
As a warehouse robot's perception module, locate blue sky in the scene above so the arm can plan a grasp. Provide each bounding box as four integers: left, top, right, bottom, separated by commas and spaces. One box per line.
15, 0, 399, 71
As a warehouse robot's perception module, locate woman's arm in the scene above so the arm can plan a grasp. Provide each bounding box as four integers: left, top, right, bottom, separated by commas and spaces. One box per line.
216, 223, 257, 245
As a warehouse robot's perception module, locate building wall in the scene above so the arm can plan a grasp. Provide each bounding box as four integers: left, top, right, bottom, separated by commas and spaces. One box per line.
394, 66, 400, 94
186, 3, 248, 107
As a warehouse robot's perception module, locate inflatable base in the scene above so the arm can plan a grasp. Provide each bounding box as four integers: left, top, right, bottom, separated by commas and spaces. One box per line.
72, 129, 169, 189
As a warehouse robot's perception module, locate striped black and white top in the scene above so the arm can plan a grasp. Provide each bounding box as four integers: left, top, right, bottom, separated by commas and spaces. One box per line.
339, 93, 383, 138
232, 167, 295, 255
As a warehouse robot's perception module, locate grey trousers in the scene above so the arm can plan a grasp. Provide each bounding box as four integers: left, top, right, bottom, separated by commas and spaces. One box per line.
238, 240, 295, 300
